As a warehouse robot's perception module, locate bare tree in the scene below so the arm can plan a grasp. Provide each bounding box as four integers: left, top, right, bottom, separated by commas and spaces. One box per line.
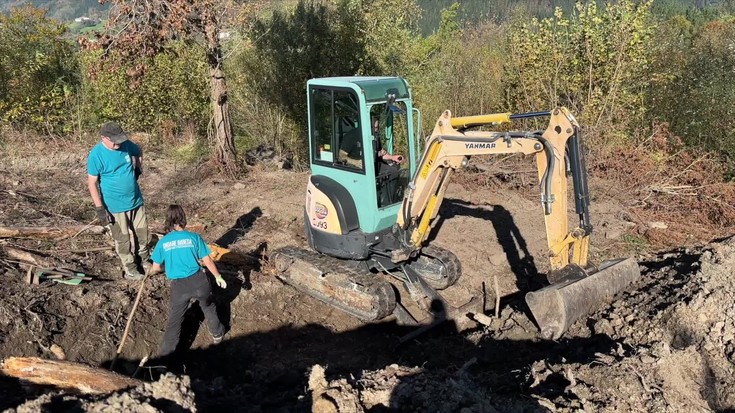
87, 0, 242, 175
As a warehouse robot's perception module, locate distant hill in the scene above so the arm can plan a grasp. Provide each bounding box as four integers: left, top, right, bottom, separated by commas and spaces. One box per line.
0, 0, 109, 22
416, 0, 724, 34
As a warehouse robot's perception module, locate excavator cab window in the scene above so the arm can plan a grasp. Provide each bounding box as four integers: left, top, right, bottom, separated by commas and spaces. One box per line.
310, 87, 364, 172
371, 102, 410, 208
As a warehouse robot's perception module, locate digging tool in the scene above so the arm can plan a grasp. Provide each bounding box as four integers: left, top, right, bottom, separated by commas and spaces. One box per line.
525, 258, 641, 339
26, 267, 93, 285
110, 267, 151, 371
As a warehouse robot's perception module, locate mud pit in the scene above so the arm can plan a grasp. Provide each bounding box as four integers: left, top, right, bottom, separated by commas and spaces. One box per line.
1, 146, 734, 412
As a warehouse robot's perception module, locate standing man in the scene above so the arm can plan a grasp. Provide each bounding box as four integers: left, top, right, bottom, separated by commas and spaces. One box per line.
87, 121, 150, 280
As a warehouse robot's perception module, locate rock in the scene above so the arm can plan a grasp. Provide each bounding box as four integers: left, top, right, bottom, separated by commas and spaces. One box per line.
49, 344, 66, 360
640, 355, 656, 364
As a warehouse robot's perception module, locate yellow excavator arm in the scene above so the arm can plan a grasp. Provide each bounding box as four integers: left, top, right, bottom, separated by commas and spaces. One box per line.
393, 107, 591, 276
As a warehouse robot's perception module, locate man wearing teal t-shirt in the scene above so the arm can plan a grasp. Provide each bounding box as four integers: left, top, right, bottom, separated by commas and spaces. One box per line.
87, 121, 150, 280
150, 205, 227, 358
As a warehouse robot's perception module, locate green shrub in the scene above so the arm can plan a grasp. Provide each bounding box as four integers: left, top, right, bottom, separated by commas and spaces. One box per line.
505, 1, 655, 143
645, 16, 735, 160
78, 42, 210, 143
409, 4, 507, 132
0, 6, 79, 134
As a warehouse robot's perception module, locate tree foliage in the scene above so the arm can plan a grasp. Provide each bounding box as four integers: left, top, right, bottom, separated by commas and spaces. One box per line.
0, 6, 78, 133
78, 43, 210, 137
245, 0, 376, 128
646, 16, 735, 156
84, 0, 243, 174
409, 3, 507, 131
506, 0, 655, 141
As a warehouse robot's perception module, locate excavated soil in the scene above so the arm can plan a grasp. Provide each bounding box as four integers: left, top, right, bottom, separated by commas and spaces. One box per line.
1, 141, 734, 412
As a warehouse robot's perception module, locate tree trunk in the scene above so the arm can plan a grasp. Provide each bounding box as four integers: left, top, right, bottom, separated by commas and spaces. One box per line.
206, 24, 239, 176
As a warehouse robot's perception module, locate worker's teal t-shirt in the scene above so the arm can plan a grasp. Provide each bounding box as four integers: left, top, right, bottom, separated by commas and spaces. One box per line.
86, 141, 143, 213
151, 230, 212, 280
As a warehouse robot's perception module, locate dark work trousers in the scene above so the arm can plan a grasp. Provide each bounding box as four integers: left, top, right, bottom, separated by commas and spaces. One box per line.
159, 270, 225, 357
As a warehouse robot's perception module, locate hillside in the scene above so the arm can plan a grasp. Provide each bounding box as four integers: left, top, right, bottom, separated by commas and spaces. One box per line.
0, 0, 107, 22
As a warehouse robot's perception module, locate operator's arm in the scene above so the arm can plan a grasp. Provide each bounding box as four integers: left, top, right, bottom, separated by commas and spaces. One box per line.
378, 148, 404, 164
132, 144, 143, 179
150, 262, 163, 275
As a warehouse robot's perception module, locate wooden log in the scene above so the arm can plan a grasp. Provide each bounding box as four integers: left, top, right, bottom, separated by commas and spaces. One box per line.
472, 312, 495, 327
3, 246, 53, 268
0, 225, 106, 239
1, 357, 142, 394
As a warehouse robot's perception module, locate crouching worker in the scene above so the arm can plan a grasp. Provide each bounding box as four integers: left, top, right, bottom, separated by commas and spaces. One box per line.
149, 205, 228, 358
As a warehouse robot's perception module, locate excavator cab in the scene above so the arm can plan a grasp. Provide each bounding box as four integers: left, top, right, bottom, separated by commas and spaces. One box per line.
304, 77, 419, 259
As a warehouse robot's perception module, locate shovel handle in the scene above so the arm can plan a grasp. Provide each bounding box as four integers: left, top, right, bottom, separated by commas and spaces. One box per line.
110, 267, 151, 370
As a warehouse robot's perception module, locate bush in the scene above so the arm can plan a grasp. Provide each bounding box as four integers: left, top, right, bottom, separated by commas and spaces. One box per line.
0, 6, 79, 134
409, 4, 507, 132
645, 16, 735, 161
79, 42, 210, 143
505, 1, 655, 143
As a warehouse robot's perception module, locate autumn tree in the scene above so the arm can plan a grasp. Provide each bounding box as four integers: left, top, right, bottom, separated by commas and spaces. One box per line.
86, 0, 241, 175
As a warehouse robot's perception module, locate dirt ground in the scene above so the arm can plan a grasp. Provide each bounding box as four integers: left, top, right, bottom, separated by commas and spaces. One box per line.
1, 139, 734, 412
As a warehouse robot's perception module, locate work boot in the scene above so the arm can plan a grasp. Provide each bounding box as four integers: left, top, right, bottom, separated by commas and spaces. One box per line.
124, 265, 144, 280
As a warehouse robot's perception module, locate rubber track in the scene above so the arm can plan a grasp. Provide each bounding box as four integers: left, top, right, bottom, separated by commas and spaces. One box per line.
272, 246, 396, 321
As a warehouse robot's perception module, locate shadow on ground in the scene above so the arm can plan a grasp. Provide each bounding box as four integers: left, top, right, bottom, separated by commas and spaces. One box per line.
427, 198, 540, 291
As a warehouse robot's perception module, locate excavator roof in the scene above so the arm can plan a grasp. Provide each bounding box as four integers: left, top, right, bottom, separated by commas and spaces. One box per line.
308, 76, 411, 103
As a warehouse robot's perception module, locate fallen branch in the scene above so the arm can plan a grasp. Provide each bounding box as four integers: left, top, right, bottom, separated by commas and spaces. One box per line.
1, 357, 141, 394
3, 246, 53, 268
57, 246, 114, 254
0, 225, 106, 239
493, 274, 500, 318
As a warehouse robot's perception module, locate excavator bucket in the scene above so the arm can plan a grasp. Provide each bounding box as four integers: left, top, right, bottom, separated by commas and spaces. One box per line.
525, 257, 641, 339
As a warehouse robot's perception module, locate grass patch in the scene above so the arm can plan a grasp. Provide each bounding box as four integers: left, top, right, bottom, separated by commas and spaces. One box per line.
168, 139, 209, 164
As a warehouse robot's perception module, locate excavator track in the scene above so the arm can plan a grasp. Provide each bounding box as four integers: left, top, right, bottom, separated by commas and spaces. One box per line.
271, 246, 397, 321
405, 245, 462, 290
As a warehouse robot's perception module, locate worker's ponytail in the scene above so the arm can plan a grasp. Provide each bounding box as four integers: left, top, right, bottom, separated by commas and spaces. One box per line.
164, 204, 187, 233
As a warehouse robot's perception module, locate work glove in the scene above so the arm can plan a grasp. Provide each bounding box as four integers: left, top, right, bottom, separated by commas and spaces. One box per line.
214, 275, 227, 289
95, 206, 110, 225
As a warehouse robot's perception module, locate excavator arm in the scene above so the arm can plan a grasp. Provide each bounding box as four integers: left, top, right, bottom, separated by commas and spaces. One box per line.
393, 107, 591, 278
391, 107, 640, 339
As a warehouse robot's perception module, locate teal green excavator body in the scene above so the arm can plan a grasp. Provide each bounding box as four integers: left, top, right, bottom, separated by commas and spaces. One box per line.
304, 76, 419, 260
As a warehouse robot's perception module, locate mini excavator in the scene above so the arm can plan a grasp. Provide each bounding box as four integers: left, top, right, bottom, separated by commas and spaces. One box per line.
272, 77, 640, 339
